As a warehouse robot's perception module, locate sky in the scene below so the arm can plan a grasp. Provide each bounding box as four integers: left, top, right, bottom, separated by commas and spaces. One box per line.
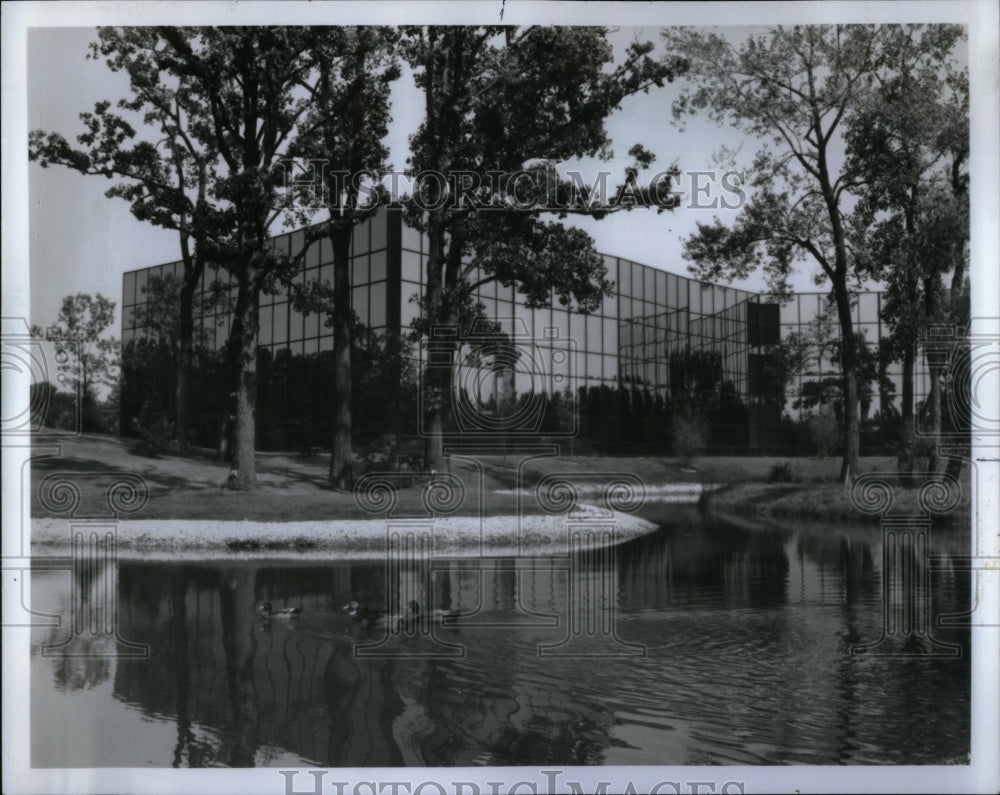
13, 4, 988, 336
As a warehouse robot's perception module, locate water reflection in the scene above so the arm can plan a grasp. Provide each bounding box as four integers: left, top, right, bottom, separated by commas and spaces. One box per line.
32, 514, 971, 767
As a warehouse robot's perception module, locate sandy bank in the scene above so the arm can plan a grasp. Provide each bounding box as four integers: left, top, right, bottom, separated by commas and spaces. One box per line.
31, 503, 658, 558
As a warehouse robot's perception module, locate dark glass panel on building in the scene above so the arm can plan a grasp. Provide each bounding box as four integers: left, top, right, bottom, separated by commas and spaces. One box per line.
272, 304, 288, 344
123, 271, 136, 306
369, 282, 387, 328
667, 274, 678, 308
798, 293, 819, 324
370, 208, 387, 247
401, 250, 421, 283
532, 304, 551, 342
306, 235, 320, 267
401, 220, 422, 252
643, 265, 655, 301
858, 292, 879, 323
354, 218, 370, 253
352, 256, 369, 287
353, 285, 369, 326
655, 269, 666, 306
370, 250, 387, 282
272, 234, 290, 257
748, 302, 780, 346
135, 269, 147, 302
552, 308, 571, 340
319, 334, 333, 352
618, 258, 630, 296
320, 235, 332, 264
289, 306, 304, 342
601, 288, 616, 317
586, 352, 601, 381
687, 280, 701, 315
259, 305, 273, 345
586, 314, 602, 354
632, 262, 644, 298
603, 354, 617, 381
478, 296, 496, 321
303, 312, 321, 339
290, 229, 306, 260
570, 313, 585, 347
513, 301, 531, 338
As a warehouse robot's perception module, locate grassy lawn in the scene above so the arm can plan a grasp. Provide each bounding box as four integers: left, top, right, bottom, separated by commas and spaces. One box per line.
28, 431, 925, 524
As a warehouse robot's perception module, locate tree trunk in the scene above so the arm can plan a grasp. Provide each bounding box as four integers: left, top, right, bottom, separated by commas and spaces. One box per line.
423, 216, 449, 471
832, 278, 861, 484
898, 345, 915, 474
329, 229, 354, 489
229, 275, 258, 489
176, 273, 197, 454
923, 275, 944, 477
925, 363, 943, 477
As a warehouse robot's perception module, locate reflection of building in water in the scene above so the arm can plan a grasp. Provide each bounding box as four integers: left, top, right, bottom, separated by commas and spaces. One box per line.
106, 558, 635, 766
35, 525, 972, 768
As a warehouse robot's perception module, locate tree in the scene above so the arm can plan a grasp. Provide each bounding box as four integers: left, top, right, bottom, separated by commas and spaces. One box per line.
29, 28, 233, 453
844, 25, 968, 475
43, 293, 120, 432
666, 25, 893, 484
286, 27, 400, 488
145, 27, 332, 489
401, 26, 687, 468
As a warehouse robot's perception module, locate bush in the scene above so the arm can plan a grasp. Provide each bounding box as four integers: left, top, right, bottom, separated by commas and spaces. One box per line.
672, 408, 708, 467
131, 401, 175, 458
357, 434, 424, 474
767, 461, 797, 483
896, 425, 937, 473
805, 409, 838, 458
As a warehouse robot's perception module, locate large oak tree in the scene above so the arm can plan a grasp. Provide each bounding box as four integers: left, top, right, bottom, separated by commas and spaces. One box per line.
402, 26, 687, 468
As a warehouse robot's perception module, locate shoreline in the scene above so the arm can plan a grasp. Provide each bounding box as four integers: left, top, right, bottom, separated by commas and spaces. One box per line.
30, 504, 659, 558
702, 481, 972, 528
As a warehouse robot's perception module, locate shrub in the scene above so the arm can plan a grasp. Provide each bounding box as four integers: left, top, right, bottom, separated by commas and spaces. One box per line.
805, 409, 838, 458
131, 401, 175, 458
672, 408, 707, 467
767, 461, 797, 483
896, 425, 937, 473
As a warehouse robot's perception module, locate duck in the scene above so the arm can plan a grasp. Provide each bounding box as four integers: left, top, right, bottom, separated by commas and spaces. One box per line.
255, 601, 301, 619
343, 600, 384, 628
343, 599, 466, 628
343, 599, 423, 630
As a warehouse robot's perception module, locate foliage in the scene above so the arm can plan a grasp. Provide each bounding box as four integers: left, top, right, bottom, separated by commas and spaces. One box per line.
400, 26, 687, 466
131, 399, 176, 458
805, 408, 839, 458
30, 382, 79, 432
766, 461, 797, 483
663, 25, 961, 483
37, 293, 121, 432
671, 407, 708, 466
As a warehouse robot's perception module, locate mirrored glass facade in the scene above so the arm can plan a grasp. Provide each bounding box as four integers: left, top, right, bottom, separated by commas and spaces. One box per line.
122, 206, 918, 454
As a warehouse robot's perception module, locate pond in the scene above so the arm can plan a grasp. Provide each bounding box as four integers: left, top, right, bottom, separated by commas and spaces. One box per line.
29, 512, 971, 767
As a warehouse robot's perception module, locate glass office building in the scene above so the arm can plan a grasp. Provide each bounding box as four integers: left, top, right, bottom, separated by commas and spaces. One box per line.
121, 206, 917, 455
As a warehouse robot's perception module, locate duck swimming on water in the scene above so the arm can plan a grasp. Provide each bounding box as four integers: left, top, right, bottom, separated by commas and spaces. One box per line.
343, 599, 465, 628
255, 601, 301, 619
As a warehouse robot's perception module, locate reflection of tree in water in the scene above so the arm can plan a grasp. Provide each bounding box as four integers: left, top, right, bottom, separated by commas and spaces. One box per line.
44, 557, 117, 691
487, 714, 607, 766
49, 644, 112, 691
